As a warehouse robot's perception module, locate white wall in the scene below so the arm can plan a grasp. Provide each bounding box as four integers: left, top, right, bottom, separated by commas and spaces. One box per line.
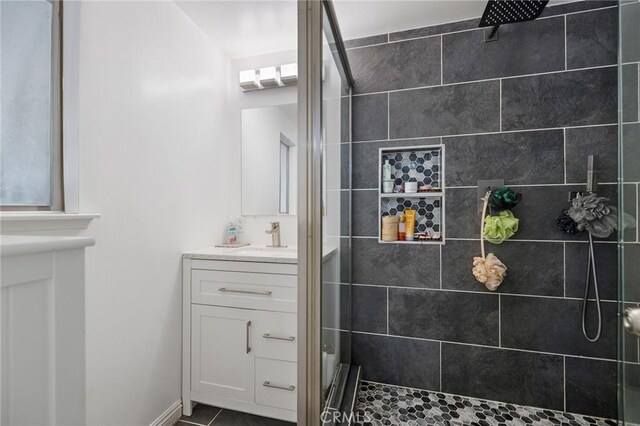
77, 2, 237, 424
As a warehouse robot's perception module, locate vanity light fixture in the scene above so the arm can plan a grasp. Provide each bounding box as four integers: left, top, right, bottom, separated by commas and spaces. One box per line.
239, 64, 298, 92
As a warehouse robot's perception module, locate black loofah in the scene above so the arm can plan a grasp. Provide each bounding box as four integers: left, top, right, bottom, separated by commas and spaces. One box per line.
556, 208, 582, 234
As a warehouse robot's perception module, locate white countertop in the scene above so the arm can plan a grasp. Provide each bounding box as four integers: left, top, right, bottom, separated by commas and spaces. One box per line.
183, 244, 337, 264
0, 235, 95, 257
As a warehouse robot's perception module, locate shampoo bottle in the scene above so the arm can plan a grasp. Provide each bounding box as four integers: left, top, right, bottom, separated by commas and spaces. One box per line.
382, 159, 392, 181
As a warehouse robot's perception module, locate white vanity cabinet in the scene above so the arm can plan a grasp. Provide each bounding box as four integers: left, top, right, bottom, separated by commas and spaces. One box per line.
182, 251, 298, 422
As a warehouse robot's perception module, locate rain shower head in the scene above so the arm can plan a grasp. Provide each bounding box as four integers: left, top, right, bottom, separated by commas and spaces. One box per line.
479, 0, 549, 40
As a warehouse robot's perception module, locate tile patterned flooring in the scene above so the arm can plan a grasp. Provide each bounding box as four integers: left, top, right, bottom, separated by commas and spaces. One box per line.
355, 381, 618, 426
176, 403, 293, 426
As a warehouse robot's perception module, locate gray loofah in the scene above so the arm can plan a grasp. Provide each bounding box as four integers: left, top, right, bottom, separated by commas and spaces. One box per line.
568, 193, 617, 238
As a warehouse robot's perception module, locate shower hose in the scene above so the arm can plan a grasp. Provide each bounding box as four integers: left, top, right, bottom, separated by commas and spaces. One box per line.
582, 233, 602, 342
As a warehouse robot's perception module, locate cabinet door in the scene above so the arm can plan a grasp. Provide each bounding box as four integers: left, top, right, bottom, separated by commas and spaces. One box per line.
191, 305, 254, 402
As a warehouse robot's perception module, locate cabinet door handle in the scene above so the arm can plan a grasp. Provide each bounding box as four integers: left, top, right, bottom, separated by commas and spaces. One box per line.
219, 287, 272, 296
262, 333, 295, 341
263, 381, 295, 391
246, 321, 252, 353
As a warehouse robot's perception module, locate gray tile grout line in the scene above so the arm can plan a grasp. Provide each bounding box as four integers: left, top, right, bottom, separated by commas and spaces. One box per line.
344, 4, 617, 52
208, 408, 223, 425
439, 342, 443, 391
351, 329, 620, 363
563, 242, 567, 298
350, 64, 616, 98
351, 122, 618, 144
563, 356, 567, 412
564, 15, 568, 70
350, 235, 625, 245
498, 294, 501, 348
386, 286, 389, 334
180, 420, 206, 426
499, 79, 502, 131
563, 128, 568, 184
351, 181, 629, 191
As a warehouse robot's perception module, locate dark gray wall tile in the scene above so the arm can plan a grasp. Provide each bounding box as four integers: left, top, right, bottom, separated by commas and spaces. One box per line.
624, 303, 640, 362
540, 1, 617, 17
444, 187, 479, 239
389, 288, 499, 345
442, 240, 564, 296
622, 63, 639, 123
623, 363, 640, 425
341, 144, 350, 189
501, 296, 618, 359
444, 130, 564, 186
352, 190, 378, 237
623, 244, 640, 302
443, 17, 564, 84
322, 283, 350, 330
502, 67, 618, 130
565, 357, 618, 419
566, 242, 618, 301
353, 285, 387, 333
340, 237, 351, 284
389, 18, 478, 42
353, 94, 388, 142
623, 123, 640, 182
389, 81, 500, 138
623, 184, 638, 243
621, 2, 640, 63
344, 34, 388, 49
352, 138, 440, 189
348, 37, 441, 94
340, 190, 350, 237
567, 8, 618, 69
352, 333, 440, 390
352, 237, 440, 288
441, 344, 564, 410
565, 125, 618, 184
341, 97, 351, 143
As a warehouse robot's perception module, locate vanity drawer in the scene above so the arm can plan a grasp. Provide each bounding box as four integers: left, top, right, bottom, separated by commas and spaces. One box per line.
252, 311, 297, 362
255, 358, 297, 412
191, 270, 296, 313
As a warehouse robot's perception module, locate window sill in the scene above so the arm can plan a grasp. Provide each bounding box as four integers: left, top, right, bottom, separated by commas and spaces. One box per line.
0, 212, 100, 233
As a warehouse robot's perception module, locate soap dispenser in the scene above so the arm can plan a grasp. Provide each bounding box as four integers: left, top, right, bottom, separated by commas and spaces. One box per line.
382, 159, 392, 181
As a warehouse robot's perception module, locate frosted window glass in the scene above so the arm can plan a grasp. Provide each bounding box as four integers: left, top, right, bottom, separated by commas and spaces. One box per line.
1, 0, 53, 206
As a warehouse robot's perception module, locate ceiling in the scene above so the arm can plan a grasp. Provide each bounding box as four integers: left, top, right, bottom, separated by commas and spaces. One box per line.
177, 0, 572, 60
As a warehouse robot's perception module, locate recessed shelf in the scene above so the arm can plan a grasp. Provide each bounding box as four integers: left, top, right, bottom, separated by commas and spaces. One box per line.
380, 192, 443, 198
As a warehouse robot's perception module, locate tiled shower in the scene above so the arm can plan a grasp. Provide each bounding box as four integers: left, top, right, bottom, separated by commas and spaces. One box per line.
334, 0, 640, 423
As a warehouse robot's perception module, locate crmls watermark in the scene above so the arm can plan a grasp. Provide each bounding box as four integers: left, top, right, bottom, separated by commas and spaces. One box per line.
320, 409, 372, 424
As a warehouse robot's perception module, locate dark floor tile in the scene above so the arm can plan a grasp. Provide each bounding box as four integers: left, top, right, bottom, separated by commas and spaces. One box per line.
621, 2, 640, 63
441, 344, 564, 410
567, 8, 618, 69
622, 63, 639, 123
352, 285, 387, 333
501, 295, 617, 359
444, 130, 564, 186
352, 332, 440, 390
443, 17, 564, 84
212, 409, 293, 425
540, 0, 617, 18
353, 94, 388, 142
623, 123, 640, 182
389, 80, 500, 138
352, 138, 440, 189
442, 240, 564, 296
565, 242, 618, 301
389, 18, 478, 42
344, 34, 388, 49
565, 125, 618, 184
444, 187, 479, 239
181, 403, 222, 425
352, 237, 440, 288
389, 288, 499, 345
352, 190, 379, 237
502, 67, 617, 131
322, 283, 350, 330
565, 357, 618, 419
348, 37, 441, 94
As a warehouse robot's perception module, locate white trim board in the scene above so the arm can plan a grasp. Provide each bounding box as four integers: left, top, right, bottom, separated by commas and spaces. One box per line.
149, 400, 183, 426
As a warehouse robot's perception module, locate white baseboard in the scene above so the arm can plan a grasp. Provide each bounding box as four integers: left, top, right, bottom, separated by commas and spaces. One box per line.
149, 400, 183, 426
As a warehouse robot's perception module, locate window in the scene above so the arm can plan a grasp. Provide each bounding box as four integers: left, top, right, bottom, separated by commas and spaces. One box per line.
279, 134, 292, 214
1, 0, 63, 210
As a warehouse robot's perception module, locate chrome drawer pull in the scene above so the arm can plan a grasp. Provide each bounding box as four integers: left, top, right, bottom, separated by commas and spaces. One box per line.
246, 321, 252, 353
263, 333, 295, 341
263, 381, 295, 391
219, 287, 272, 296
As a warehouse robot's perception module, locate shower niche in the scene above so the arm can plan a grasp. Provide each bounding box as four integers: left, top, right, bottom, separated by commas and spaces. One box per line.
378, 145, 445, 244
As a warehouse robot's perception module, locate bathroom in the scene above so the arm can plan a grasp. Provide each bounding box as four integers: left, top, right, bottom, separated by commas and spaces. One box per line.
0, 0, 638, 425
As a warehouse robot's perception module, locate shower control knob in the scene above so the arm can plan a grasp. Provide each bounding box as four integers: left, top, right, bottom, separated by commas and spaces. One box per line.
624, 307, 640, 337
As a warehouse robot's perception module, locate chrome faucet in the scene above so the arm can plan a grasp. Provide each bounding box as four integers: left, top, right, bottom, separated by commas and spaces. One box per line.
265, 222, 286, 248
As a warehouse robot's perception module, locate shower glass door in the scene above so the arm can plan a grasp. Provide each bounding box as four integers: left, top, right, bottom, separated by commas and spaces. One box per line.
619, 0, 640, 424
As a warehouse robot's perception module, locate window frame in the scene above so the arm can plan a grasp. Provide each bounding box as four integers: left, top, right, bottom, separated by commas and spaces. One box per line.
1, 0, 64, 212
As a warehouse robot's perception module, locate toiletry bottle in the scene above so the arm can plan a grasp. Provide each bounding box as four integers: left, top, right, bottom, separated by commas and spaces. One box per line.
225, 221, 237, 244
398, 215, 406, 241
382, 159, 392, 181
405, 209, 416, 241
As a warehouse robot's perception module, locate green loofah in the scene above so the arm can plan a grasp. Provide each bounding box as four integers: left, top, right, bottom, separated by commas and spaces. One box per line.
489, 187, 522, 211
483, 210, 519, 244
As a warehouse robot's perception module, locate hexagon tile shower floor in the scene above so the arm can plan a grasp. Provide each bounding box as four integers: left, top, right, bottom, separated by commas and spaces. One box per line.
354, 382, 617, 426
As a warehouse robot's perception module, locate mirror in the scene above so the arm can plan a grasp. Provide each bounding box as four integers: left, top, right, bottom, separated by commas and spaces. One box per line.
241, 104, 297, 216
